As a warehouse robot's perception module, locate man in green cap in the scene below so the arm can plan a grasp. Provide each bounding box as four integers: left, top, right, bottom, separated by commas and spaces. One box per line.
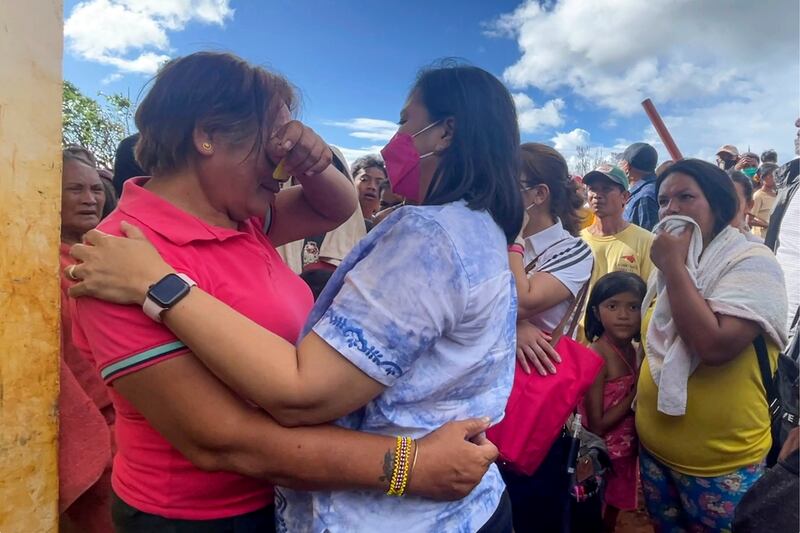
577, 164, 655, 342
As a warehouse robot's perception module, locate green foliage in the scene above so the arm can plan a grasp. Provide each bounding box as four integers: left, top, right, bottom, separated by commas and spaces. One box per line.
62, 81, 132, 168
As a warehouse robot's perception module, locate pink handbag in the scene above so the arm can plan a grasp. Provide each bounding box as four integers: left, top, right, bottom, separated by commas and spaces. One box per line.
487, 283, 604, 475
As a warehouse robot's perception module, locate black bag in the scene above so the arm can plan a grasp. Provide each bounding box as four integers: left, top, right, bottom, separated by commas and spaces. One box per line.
732, 448, 799, 533
501, 432, 608, 533
566, 419, 611, 533
754, 308, 800, 467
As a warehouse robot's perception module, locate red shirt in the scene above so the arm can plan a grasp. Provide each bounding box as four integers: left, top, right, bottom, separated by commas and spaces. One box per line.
59, 244, 114, 532
72, 178, 314, 520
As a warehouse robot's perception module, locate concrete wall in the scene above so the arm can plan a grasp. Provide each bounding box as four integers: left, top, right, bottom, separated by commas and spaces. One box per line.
0, 1, 64, 531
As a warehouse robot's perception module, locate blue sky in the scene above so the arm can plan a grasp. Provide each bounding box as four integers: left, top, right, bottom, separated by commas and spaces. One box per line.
64, 0, 799, 171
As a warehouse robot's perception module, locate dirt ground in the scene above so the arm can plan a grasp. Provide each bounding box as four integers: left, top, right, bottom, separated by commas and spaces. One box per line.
614, 486, 654, 533
616, 506, 654, 533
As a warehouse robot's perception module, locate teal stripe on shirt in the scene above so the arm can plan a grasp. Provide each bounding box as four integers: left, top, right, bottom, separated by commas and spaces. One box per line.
101, 340, 187, 380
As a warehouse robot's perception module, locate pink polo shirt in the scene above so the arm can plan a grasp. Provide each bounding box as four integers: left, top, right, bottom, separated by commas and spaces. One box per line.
72, 178, 314, 520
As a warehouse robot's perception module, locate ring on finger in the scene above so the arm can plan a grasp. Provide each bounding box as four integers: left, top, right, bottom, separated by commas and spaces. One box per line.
66, 264, 79, 281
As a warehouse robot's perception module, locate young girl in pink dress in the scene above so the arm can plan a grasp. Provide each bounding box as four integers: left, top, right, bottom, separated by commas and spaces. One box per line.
580, 271, 647, 532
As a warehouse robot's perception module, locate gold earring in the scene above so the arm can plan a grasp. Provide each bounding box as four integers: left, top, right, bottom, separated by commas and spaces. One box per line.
202, 142, 213, 151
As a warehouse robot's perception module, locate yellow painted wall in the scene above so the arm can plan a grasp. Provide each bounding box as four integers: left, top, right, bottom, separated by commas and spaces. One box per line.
0, 1, 64, 531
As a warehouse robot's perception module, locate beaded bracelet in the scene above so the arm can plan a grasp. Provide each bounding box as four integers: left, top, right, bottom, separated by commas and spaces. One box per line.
387, 436, 413, 496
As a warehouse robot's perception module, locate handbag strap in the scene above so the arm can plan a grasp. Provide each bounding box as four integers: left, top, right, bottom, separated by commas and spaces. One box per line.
754, 334, 780, 419
550, 281, 589, 347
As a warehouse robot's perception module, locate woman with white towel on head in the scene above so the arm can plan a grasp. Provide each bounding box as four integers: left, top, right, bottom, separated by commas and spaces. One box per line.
636, 159, 787, 532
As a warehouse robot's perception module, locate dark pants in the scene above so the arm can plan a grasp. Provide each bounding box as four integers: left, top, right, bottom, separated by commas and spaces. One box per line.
476, 490, 513, 533
501, 436, 602, 533
111, 492, 275, 533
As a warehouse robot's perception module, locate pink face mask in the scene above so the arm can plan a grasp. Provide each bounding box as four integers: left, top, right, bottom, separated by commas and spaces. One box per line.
380, 121, 439, 202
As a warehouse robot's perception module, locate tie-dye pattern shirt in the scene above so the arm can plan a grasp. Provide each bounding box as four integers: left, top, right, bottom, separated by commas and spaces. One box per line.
275, 201, 517, 532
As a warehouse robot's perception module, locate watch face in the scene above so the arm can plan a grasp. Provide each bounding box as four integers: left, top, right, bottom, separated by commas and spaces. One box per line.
148, 273, 190, 307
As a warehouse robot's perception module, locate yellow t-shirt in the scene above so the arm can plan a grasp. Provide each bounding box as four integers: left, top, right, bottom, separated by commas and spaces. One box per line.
578, 206, 595, 230
581, 224, 654, 289
636, 305, 778, 476
578, 224, 654, 343
751, 189, 777, 238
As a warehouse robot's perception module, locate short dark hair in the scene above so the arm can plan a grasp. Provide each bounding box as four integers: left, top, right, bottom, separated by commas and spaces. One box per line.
351, 154, 386, 178
113, 133, 144, 196
414, 62, 523, 244
584, 272, 647, 343
742, 151, 760, 165
99, 177, 118, 219
761, 149, 778, 163
758, 162, 779, 178
728, 170, 754, 203
520, 143, 585, 236
656, 158, 739, 236
134, 52, 295, 175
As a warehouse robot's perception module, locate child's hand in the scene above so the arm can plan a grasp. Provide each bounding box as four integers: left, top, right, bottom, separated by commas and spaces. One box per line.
516, 321, 561, 376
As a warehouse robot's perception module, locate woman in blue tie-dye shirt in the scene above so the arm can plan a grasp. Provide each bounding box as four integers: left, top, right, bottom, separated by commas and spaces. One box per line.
69, 63, 523, 532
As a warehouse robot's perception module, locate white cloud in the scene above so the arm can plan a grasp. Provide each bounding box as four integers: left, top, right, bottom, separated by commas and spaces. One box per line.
652, 77, 799, 163
325, 118, 398, 142
325, 118, 396, 167
551, 128, 590, 152
549, 128, 631, 174
490, 0, 799, 160
101, 73, 123, 85
96, 51, 172, 74
65, 0, 233, 75
332, 145, 385, 168
513, 93, 565, 133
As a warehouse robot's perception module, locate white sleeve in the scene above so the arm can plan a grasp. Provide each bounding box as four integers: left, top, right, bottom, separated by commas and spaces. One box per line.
535, 239, 593, 296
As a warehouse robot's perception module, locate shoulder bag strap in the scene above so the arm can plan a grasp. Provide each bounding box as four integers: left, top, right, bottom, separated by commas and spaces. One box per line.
788, 306, 800, 362
753, 334, 780, 419
550, 281, 590, 347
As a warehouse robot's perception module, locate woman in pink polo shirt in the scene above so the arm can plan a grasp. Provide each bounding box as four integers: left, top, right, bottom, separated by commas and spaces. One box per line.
66, 52, 497, 532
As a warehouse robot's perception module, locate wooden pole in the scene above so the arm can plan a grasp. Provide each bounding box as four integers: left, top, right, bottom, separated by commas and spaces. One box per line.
0, 1, 64, 531
641, 98, 683, 161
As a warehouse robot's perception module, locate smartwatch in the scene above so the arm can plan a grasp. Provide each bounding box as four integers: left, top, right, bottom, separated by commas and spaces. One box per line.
143, 273, 197, 323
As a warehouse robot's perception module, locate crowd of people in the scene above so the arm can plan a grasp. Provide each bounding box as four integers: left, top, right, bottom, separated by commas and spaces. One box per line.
55, 51, 799, 533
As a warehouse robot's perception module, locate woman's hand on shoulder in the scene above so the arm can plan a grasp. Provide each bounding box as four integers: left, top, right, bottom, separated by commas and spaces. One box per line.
68, 221, 174, 304
407, 418, 497, 501
516, 321, 561, 375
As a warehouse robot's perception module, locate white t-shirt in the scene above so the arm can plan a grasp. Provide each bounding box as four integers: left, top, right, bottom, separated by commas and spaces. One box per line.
776, 190, 800, 331
522, 219, 594, 333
